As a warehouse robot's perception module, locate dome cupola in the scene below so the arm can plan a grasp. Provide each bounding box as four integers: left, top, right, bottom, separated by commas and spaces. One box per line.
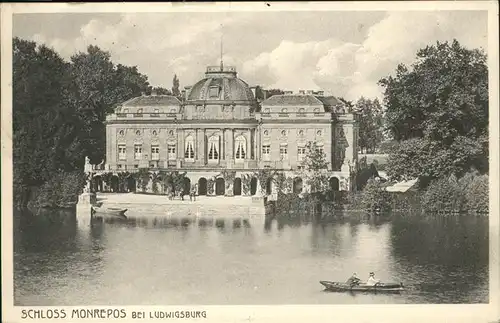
186, 65, 255, 103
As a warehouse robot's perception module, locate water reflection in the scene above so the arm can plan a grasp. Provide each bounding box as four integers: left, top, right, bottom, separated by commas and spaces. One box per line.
13, 208, 488, 305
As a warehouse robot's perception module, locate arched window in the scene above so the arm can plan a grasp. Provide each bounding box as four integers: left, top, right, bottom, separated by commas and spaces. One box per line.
184, 135, 195, 161
208, 136, 219, 162
235, 136, 246, 161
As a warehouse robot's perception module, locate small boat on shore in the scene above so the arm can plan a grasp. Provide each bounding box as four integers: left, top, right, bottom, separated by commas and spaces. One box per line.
91, 207, 128, 219
320, 280, 404, 293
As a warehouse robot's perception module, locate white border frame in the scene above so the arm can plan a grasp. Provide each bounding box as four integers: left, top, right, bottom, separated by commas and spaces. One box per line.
1, 2, 499, 323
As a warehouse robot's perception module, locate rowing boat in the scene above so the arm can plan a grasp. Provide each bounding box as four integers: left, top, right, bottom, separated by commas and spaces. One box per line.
320, 280, 404, 293
92, 207, 128, 219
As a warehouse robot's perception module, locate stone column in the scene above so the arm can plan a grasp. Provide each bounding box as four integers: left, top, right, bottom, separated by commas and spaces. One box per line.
106, 127, 112, 167
256, 126, 260, 161
195, 129, 198, 162
200, 129, 206, 165
225, 129, 233, 167
247, 129, 251, 161
178, 129, 184, 159
254, 178, 263, 197
220, 129, 224, 160
196, 129, 205, 164
229, 129, 234, 159
226, 180, 234, 197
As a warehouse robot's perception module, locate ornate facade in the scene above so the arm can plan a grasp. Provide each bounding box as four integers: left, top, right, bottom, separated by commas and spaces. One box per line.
103, 64, 359, 195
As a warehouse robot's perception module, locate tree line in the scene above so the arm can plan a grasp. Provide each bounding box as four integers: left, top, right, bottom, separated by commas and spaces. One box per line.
13, 36, 488, 212
13, 37, 181, 207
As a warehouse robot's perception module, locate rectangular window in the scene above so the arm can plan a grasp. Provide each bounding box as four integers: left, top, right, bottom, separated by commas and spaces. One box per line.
168, 144, 176, 160
316, 146, 324, 155
184, 142, 195, 160
280, 144, 288, 160
235, 141, 246, 160
297, 146, 306, 161
118, 145, 126, 160
133, 109, 143, 117
134, 145, 142, 160
209, 86, 219, 98
151, 145, 160, 160
262, 145, 271, 161
208, 141, 219, 161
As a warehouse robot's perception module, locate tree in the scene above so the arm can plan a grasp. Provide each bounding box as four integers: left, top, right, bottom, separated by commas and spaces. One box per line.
161, 171, 187, 195
172, 74, 181, 97
13, 38, 155, 207
113, 64, 150, 103
274, 171, 293, 194
150, 171, 162, 194
13, 37, 79, 206
151, 86, 172, 95
354, 97, 384, 153
379, 39, 488, 184
254, 169, 275, 195
218, 170, 236, 193
69, 46, 150, 164
360, 178, 392, 214
135, 169, 151, 192
264, 88, 285, 98
302, 141, 329, 193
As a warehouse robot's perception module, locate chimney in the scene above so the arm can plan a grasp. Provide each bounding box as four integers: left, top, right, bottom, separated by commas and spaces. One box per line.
184, 86, 192, 101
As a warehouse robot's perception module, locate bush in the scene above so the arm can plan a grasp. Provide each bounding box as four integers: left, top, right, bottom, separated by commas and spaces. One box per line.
360, 178, 392, 214
32, 171, 86, 208
459, 172, 488, 214
379, 140, 399, 154
356, 163, 379, 190
422, 171, 488, 214
422, 174, 465, 213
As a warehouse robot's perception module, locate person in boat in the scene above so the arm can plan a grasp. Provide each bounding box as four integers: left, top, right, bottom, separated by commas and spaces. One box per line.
365, 272, 380, 286
345, 273, 360, 286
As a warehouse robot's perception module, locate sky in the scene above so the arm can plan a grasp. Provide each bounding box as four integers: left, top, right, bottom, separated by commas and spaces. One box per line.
13, 10, 488, 100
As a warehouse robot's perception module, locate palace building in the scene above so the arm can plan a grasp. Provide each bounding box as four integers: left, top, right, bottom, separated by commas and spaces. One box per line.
101, 63, 359, 196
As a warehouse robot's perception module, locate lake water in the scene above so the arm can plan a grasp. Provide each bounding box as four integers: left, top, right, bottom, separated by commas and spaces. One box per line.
13, 208, 488, 305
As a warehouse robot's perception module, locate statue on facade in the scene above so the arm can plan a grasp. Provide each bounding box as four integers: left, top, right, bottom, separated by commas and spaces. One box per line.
84, 156, 93, 173
83, 172, 92, 193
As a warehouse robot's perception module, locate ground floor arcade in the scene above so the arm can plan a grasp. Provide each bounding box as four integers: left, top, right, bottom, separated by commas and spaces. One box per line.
90, 170, 353, 197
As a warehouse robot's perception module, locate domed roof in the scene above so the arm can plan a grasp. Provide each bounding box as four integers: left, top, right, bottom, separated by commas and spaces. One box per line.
187, 65, 255, 102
